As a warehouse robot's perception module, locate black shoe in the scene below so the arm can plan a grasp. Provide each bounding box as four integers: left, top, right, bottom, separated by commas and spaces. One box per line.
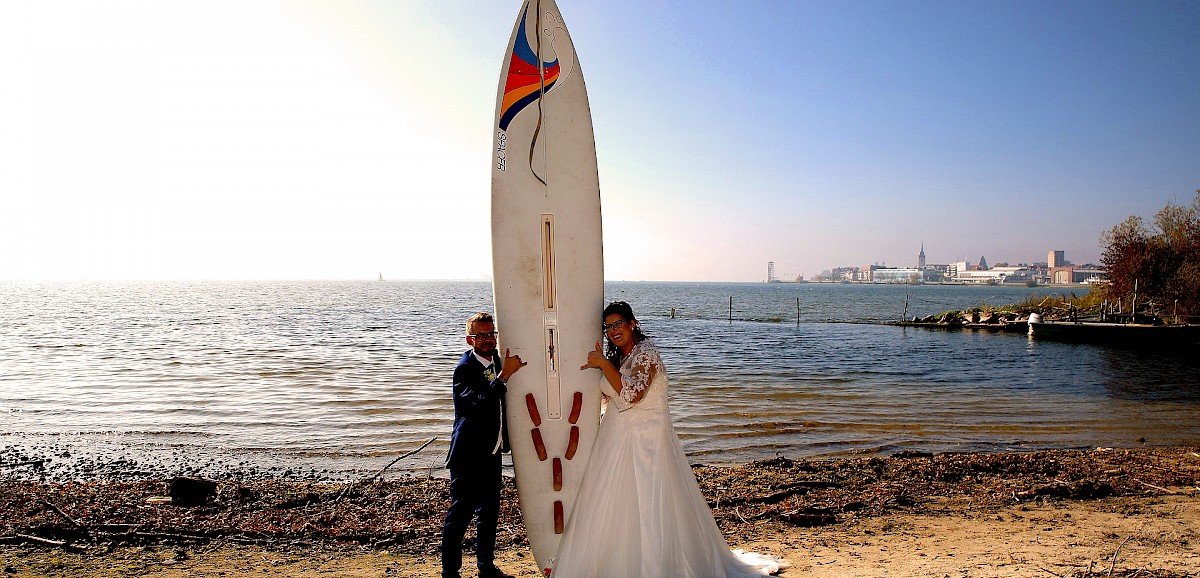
477, 567, 515, 578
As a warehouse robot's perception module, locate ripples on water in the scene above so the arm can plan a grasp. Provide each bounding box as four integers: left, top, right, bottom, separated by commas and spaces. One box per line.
2, 281, 1198, 477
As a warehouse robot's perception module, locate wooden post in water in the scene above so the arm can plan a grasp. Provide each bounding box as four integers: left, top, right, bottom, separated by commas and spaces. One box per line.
796, 297, 800, 326
1132, 279, 1138, 319
728, 296, 733, 323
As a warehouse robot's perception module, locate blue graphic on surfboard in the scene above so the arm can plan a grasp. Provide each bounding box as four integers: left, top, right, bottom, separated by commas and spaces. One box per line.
491, 0, 603, 575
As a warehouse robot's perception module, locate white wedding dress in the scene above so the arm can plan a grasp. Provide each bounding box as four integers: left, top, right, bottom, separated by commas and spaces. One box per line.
550, 340, 786, 578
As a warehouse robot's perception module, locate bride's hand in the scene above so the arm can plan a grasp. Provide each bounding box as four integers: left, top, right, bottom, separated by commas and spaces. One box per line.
579, 341, 605, 370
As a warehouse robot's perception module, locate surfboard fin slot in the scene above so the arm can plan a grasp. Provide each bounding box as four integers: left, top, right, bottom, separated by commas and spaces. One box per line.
544, 323, 561, 419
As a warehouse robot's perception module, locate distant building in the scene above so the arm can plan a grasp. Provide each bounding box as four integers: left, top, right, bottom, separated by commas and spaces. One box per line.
872, 268, 921, 284
767, 262, 776, 283
954, 265, 1033, 284
978, 255, 989, 270
1050, 265, 1106, 284
925, 264, 950, 282
918, 243, 926, 269
830, 266, 860, 282
1048, 250, 1067, 268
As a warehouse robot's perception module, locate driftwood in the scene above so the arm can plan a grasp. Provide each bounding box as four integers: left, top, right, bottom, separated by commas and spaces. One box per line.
780, 506, 839, 527
39, 499, 91, 539
1107, 534, 1133, 576
334, 437, 437, 502
1133, 479, 1176, 494
7, 533, 86, 552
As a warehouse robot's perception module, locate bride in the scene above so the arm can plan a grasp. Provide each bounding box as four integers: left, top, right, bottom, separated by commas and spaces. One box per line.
551, 301, 787, 577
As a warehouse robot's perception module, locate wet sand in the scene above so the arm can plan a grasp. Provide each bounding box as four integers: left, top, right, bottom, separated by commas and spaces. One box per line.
3, 447, 1199, 577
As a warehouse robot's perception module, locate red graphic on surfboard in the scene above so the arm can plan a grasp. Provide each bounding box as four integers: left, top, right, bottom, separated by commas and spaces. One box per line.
498, 7, 563, 131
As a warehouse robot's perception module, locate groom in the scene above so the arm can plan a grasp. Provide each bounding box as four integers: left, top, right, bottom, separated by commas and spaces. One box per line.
442, 312, 525, 578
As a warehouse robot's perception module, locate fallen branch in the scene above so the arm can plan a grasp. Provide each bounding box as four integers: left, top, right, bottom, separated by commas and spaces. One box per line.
120, 531, 211, 543
11, 533, 86, 552
373, 536, 400, 548
1134, 479, 1176, 494
1108, 534, 1133, 576
226, 535, 279, 545
40, 499, 89, 537
335, 437, 437, 502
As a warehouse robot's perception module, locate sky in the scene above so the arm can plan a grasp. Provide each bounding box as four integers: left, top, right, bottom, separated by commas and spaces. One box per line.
2, 0, 1198, 282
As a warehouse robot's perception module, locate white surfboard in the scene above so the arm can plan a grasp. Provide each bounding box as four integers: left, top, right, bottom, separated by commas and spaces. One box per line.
490, 0, 603, 574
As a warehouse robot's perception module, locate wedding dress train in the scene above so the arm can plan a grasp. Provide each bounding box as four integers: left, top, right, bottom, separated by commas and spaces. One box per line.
550, 340, 786, 578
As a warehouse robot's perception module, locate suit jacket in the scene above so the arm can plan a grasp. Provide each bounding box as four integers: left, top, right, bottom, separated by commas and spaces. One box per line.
446, 350, 510, 469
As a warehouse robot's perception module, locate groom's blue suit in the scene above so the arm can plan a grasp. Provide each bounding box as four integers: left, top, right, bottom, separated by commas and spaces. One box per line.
442, 349, 510, 577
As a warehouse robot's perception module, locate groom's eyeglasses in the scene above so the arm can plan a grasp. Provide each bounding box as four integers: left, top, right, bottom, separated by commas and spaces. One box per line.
469, 331, 498, 340
602, 320, 628, 332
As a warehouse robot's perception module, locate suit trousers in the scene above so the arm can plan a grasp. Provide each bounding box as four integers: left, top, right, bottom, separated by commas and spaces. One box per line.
441, 452, 503, 575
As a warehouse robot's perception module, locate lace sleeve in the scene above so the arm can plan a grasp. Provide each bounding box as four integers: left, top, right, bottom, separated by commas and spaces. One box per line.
609, 343, 662, 412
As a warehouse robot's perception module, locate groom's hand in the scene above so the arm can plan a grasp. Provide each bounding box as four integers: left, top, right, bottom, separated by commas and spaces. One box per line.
500, 348, 527, 381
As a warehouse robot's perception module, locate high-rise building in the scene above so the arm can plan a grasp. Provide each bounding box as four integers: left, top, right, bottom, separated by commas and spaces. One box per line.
1048, 250, 1065, 268
767, 261, 776, 283
918, 243, 926, 269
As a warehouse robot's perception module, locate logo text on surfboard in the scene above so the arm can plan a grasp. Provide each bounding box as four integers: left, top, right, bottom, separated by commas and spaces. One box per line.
496, 131, 507, 171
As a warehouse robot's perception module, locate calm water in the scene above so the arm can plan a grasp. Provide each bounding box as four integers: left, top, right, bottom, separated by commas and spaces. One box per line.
3, 281, 1198, 478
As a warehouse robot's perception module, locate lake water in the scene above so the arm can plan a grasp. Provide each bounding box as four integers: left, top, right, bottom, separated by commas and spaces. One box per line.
3, 280, 1198, 480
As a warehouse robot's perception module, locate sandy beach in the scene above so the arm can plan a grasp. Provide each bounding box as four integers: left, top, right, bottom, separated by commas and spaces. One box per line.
4, 447, 1198, 577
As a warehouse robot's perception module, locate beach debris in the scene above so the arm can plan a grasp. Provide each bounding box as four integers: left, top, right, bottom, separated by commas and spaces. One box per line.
1108, 534, 1134, 576
168, 477, 217, 506
1016, 480, 1114, 501
0, 447, 1196, 558
780, 507, 838, 527
334, 436, 437, 503
38, 499, 89, 539
6, 533, 85, 552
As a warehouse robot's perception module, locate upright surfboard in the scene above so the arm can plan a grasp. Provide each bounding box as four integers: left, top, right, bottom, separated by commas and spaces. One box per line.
491, 0, 603, 573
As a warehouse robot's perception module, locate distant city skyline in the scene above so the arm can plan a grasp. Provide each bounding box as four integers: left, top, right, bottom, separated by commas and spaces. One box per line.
790, 245, 1096, 282
2, 1, 1196, 282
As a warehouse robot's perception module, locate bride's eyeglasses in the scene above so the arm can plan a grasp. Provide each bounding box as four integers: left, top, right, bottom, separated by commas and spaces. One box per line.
602, 320, 628, 332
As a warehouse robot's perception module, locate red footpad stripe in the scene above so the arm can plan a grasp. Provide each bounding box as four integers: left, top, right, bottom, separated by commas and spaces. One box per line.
568, 391, 583, 424
531, 428, 548, 461
525, 393, 542, 427
564, 426, 579, 460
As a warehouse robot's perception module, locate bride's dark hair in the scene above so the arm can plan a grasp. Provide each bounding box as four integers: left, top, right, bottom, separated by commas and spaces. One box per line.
603, 301, 647, 366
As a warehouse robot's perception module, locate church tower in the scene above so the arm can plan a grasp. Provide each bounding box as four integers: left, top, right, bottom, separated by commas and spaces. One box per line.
918, 243, 926, 269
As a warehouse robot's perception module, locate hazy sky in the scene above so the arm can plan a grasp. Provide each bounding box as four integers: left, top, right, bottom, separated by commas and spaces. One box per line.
3, 0, 1198, 282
